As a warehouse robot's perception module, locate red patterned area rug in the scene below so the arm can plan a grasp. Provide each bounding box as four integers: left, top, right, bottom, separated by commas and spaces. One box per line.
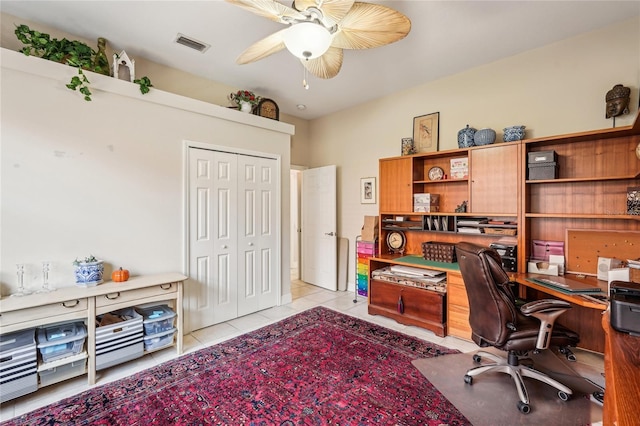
4, 306, 469, 425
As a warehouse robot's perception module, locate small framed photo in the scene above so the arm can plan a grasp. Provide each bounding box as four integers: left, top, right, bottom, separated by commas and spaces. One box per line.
413, 112, 439, 153
360, 177, 376, 204
401, 137, 415, 156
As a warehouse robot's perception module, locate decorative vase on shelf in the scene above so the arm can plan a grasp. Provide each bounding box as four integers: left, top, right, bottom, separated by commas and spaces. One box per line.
474, 128, 496, 146
457, 125, 477, 148
240, 101, 253, 113
74, 259, 104, 286
503, 125, 526, 142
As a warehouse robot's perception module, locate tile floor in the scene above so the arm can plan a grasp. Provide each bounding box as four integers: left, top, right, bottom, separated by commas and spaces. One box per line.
0, 279, 605, 422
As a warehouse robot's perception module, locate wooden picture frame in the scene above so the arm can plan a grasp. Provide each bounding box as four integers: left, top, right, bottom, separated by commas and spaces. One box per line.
360, 177, 376, 204
413, 112, 439, 153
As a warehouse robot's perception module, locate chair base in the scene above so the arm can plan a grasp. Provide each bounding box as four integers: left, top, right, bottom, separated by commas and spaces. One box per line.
464, 350, 573, 414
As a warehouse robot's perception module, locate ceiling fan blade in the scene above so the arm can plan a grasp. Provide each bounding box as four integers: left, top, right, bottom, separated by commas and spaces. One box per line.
236, 28, 288, 64
332, 2, 411, 50
226, 0, 306, 23
294, 0, 355, 26
302, 46, 343, 79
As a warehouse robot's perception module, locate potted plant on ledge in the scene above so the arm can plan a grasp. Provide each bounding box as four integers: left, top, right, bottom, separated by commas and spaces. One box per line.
73, 255, 104, 286
229, 90, 261, 113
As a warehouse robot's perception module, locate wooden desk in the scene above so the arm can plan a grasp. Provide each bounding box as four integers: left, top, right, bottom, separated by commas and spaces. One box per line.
512, 273, 608, 353
368, 256, 460, 337
602, 310, 640, 426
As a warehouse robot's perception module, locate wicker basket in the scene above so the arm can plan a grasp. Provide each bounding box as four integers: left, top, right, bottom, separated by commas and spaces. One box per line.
421, 241, 457, 263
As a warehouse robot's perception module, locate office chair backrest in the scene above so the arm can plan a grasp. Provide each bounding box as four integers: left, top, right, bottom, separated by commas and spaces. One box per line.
456, 242, 518, 347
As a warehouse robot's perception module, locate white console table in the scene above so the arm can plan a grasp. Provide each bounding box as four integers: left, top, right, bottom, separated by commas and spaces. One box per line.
0, 273, 186, 385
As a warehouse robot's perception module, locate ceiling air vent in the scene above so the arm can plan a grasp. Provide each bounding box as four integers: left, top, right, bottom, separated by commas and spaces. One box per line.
174, 33, 210, 53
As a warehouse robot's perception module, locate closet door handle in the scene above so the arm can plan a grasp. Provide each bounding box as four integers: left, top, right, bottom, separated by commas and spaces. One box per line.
222, 245, 228, 249
248, 242, 254, 246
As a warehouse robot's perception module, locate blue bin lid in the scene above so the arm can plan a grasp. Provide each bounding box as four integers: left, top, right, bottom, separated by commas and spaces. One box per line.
37, 322, 87, 348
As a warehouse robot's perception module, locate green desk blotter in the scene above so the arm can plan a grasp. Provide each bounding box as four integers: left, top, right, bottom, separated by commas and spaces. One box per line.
394, 255, 460, 271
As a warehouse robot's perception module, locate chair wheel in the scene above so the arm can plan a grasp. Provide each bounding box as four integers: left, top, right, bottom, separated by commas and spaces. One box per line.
464, 375, 473, 384
558, 391, 570, 401
517, 401, 531, 414
472, 354, 482, 363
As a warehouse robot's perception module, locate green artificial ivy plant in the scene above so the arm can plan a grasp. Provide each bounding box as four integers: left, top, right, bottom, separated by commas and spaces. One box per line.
15, 24, 153, 101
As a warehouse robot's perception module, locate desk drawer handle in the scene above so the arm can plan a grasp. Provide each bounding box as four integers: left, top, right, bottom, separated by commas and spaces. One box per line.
106, 292, 121, 300
160, 283, 173, 290
62, 300, 80, 308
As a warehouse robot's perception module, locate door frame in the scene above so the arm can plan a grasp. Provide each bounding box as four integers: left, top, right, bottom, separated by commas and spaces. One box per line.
182, 140, 282, 333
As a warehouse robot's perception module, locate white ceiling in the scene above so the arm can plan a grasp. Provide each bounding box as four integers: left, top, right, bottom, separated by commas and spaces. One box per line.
2, 1, 639, 120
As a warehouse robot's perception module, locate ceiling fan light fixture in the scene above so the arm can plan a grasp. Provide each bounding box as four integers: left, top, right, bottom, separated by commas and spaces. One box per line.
283, 22, 332, 60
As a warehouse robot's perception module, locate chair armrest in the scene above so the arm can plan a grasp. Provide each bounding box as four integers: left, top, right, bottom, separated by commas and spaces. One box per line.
520, 299, 571, 316
520, 299, 572, 350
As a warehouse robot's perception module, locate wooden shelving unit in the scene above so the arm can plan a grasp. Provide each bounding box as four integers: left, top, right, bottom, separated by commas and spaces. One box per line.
372, 112, 640, 344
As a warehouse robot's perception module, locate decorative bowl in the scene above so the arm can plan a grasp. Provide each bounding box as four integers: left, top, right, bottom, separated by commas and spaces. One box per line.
503, 125, 526, 142
457, 125, 477, 148
474, 128, 496, 146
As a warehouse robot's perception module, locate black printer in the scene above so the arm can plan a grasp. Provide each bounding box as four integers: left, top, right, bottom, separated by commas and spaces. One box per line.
610, 281, 640, 335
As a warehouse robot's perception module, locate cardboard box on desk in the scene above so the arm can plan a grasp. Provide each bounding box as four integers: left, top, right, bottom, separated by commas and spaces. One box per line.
528, 261, 559, 276
361, 216, 379, 242
414, 193, 439, 213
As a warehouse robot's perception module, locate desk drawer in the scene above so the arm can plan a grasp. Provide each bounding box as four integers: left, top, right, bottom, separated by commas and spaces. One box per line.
0, 299, 87, 328
95, 283, 178, 309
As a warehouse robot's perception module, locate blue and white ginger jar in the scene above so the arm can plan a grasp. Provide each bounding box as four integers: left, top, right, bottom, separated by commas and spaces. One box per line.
457, 125, 477, 148
74, 260, 104, 286
503, 125, 526, 142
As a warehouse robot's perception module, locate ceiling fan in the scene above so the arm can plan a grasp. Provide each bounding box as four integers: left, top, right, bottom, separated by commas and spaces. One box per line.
226, 0, 411, 79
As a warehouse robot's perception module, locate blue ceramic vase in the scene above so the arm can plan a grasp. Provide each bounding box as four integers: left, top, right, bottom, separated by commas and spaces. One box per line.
503, 125, 526, 142
457, 125, 476, 148
474, 128, 496, 146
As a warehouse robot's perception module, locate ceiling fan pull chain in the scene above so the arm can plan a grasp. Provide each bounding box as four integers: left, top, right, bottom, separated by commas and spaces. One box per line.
302, 65, 309, 90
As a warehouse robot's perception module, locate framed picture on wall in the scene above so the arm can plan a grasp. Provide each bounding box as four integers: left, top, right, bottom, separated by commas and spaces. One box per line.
413, 112, 439, 153
360, 177, 376, 204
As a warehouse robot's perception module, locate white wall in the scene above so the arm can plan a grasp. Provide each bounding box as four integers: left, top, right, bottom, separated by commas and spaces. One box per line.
307, 17, 640, 290
0, 50, 294, 302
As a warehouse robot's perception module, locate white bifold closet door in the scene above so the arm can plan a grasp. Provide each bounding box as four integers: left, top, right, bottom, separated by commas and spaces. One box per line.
189, 147, 278, 330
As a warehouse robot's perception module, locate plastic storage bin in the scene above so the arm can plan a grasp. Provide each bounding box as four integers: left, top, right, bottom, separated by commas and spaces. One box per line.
136, 305, 176, 335
0, 328, 38, 403
37, 321, 87, 363
143, 327, 176, 351
39, 357, 87, 387
96, 307, 143, 371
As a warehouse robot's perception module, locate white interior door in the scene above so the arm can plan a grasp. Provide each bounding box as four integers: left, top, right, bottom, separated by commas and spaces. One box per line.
189, 148, 238, 329
237, 155, 278, 316
188, 146, 280, 331
301, 165, 337, 290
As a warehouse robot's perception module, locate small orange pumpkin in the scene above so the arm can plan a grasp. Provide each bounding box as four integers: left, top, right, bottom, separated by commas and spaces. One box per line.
112, 267, 129, 282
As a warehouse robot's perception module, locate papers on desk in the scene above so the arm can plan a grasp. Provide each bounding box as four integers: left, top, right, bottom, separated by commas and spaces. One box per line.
390, 265, 443, 278
373, 266, 447, 292
628, 259, 640, 269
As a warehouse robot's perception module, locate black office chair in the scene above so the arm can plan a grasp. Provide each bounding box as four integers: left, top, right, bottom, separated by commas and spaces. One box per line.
455, 242, 580, 414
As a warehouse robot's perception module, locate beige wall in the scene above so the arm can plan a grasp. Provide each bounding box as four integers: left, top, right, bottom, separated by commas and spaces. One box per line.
0, 12, 311, 166
1, 50, 293, 321
306, 17, 640, 288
